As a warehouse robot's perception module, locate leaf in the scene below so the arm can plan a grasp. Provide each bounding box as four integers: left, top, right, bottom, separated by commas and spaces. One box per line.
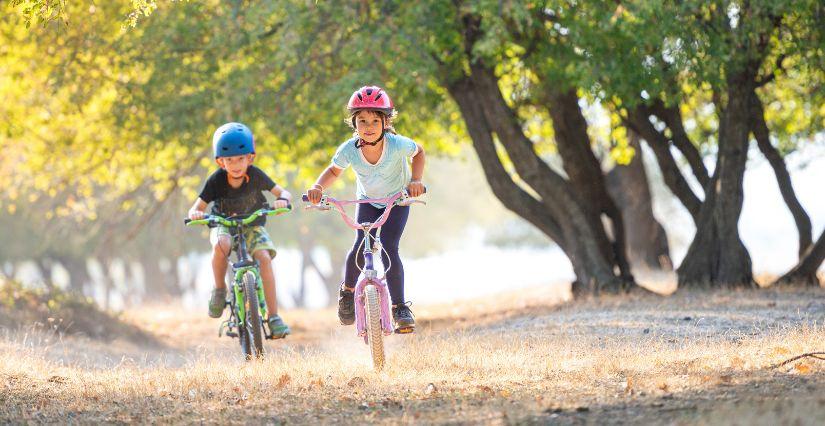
424, 383, 437, 395
622, 377, 635, 395
348, 376, 366, 387
793, 362, 812, 374
772, 346, 791, 356
729, 356, 745, 369
276, 373, 291, 388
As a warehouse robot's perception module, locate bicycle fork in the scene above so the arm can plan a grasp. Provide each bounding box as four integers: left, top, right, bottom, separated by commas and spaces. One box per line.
354, 234, 394, 343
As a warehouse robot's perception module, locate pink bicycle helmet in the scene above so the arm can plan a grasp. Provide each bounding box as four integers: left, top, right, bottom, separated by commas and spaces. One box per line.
347, 86, 394, 115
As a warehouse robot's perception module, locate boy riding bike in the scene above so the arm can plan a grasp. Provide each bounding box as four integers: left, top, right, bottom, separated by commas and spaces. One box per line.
305, 86, 426, 333
188, 122, 292, 338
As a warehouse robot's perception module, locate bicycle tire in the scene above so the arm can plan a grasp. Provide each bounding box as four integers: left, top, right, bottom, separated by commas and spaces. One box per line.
364, 284, 385, 371
243, 271, 265, 359
239, 322, 253, 359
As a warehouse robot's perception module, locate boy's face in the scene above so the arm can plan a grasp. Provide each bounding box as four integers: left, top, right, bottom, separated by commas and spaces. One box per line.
354, 110, 387, 144
216, 154, 254, 179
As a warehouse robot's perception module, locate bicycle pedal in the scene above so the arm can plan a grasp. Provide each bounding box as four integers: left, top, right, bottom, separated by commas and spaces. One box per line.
226, 331, 238, 337
394, 326, 415, 334
218, 320, 230, 337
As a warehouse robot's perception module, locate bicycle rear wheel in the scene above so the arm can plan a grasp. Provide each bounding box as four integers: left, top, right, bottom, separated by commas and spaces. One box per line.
243, 271, 265, 359
364, 284, 385, 371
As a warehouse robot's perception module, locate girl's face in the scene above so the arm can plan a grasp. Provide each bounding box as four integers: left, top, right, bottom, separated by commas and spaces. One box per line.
354, 110, 387, 144
216, 154, 254, 179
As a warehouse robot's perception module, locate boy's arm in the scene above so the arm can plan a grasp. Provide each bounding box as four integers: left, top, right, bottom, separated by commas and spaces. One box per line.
270, 185, 292, 209
188, 198, 208, 220
408, 144, 426, 197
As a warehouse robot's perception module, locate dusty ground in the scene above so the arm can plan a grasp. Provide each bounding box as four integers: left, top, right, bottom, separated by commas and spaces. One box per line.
1, 284, 824, 425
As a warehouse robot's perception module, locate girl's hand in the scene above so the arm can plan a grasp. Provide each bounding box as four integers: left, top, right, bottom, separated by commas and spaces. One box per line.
307, 186, 324, 204
407, 180, 425, 197
188, 209, 205, 220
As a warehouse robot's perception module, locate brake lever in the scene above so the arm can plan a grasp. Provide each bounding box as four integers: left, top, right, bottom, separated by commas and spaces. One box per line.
304, 204, 332, 211
398, 199, 426, 207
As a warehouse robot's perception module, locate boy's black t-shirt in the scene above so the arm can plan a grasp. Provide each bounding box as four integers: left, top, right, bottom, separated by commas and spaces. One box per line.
198, 165, 276, 227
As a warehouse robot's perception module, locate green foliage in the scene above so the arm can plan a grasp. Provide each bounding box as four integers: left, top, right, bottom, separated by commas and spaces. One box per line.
6, 0, 69, 28
1, 0, 822, 267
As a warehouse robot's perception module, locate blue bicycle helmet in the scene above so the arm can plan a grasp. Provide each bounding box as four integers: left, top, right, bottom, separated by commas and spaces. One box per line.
212, 122, 255, 158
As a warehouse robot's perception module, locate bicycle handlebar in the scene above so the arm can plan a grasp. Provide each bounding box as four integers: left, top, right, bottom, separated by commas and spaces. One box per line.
300, 186, 426, 204
184, 207, 291, 227
301, 189, 426, 231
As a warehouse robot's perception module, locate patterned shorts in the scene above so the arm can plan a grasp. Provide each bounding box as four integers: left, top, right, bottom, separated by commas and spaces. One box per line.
210, 226, 277, 258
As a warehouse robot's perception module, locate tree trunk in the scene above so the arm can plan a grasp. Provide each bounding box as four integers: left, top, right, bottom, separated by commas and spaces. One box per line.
606, 131, 673, 270
56, 255, 90, 295
295, 232, 315, 308
625, 105, 702, 221
33, 258, 57, 291
677, 70, 756, 289
448, 74, 622, 295
141, 254, 181, 301
777, 229, 825, 286
322, 250, 346, 306
749, 90, 813, 258
543, 87, 634, 282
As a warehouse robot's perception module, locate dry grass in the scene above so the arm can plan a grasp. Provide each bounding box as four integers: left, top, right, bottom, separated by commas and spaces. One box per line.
2, 285, 825, 424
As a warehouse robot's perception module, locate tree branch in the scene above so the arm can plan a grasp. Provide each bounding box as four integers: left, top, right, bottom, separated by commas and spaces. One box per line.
749, 90, 813, 257
624, 107, 702, 220
649, 100, 710, 187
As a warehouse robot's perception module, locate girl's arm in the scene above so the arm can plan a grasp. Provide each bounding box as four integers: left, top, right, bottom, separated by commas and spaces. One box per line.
188, 198, 208, 220
270, 185, 292, 209
408, 144, 426, 197
306, 165, 343, 204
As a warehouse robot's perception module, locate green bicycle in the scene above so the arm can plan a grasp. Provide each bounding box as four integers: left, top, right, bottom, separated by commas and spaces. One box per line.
185, 207, 290, 359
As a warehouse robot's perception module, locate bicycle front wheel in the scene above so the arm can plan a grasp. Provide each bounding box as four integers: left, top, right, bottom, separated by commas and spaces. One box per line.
364, 284, 385, 371
243, 271, 265, 359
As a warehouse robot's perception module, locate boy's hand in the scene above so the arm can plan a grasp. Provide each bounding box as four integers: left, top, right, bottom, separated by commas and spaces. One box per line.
188, 209, 205, 220
273, 198, 290, 210
307, 187, 323, 204
407, 180, 425, 197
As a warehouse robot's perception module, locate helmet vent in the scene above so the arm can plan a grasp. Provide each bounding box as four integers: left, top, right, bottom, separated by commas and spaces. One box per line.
366, 88, 373, 96
356, 92, 363, 101
375, 93, 383, 101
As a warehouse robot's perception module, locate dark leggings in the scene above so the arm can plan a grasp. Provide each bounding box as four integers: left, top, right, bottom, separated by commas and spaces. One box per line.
344, 203, 410, 305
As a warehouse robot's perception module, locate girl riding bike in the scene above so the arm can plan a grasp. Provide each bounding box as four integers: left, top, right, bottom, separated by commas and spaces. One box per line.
305, 86, 426, 333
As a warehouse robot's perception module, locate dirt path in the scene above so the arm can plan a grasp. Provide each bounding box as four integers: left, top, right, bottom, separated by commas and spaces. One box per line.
2, 286, 824, 424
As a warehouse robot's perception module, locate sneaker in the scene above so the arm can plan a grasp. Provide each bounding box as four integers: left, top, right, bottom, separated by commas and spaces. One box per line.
392, 302, 415, 333
208, 288, 227, 318
267, 315, 290, 339
338, 286, 355, 325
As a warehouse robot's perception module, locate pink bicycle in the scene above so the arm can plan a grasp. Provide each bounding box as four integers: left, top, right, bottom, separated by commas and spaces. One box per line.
302, 190, 425, 370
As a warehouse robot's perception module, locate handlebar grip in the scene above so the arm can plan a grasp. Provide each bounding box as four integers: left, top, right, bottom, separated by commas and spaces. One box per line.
184, 218, 192, 225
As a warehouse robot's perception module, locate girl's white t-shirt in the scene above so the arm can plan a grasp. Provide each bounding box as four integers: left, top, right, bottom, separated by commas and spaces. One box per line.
331, 133, 419, 207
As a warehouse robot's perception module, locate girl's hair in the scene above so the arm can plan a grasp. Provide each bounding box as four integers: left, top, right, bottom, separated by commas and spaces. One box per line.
347, 109, 398, 137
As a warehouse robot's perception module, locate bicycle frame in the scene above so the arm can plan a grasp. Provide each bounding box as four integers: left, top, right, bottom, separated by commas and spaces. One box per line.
228, 223, 267, 332
303, 191, 424, 341
185, 208, 289, 341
